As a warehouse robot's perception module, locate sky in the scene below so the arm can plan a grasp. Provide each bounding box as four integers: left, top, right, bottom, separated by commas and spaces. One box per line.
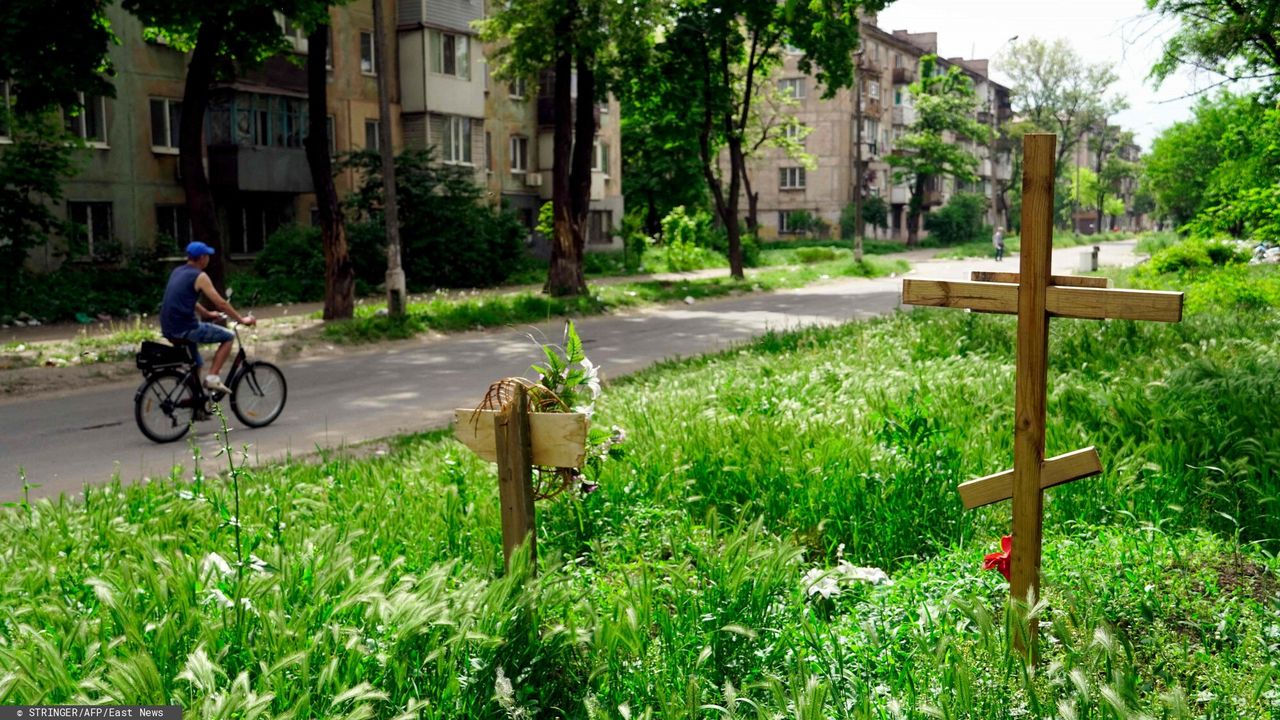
877, 0, 1230, 150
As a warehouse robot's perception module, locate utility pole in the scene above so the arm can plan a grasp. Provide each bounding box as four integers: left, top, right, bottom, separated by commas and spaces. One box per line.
853, 49, 864, 263
372, 0, 406, 316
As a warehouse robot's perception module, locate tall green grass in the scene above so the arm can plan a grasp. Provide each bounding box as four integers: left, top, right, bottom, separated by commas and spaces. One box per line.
1, 247, 1277, 717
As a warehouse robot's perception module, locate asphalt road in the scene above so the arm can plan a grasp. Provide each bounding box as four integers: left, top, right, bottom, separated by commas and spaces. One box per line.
0, 241, 1143, 500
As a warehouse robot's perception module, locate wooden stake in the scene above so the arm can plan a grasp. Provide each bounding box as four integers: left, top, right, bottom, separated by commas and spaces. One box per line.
1012, 133, 1056, 649
495, 383, 537, 573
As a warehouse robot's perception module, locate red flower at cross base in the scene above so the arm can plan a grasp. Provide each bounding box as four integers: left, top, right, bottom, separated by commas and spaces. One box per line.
983, 535, 1012, 581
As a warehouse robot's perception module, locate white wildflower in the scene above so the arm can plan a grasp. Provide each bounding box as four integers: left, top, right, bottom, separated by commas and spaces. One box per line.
581, 358, 601, 398
837, 561, 892, 585
1195, 689, 1216, 703
802, 568, 841, 599
204, 588, 234, 609
201, 552, 233, 578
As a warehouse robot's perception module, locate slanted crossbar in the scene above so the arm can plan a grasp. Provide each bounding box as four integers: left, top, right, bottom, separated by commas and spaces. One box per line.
958, 447, 1102, 509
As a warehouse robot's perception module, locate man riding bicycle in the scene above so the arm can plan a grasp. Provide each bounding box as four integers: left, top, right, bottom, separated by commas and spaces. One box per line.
160, 242, 256, 394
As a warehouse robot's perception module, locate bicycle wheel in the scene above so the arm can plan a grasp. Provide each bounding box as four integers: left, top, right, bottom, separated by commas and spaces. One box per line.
134, 370, 196, 443
230, 361, 287, 428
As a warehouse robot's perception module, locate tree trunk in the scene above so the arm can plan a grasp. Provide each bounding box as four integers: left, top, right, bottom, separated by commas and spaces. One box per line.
741, 170, 759, 235
180, 21, 224, 291
372, 0, 405, 315
568, 53, 595, 280
305, 22, 355, 320
724, 133, 745, 278
546, 21, 584, 297
905, 174, 927, 247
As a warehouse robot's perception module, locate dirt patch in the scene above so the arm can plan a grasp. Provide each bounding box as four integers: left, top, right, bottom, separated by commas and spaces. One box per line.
1207, 555, 1279, 604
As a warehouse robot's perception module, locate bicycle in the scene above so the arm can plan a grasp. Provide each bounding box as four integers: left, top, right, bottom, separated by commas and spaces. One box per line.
133, 318, 288, 443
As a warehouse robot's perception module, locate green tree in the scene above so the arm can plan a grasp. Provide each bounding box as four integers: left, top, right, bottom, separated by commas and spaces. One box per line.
996, 38, 1125, 177
888, 55, 991, 247
656, 0, 886, 279
342, 149, 525, 289
0, 0, 116, 294
122, 0, 334, 291
1143, 94, 1239, 226
1148, 0, 1280, 88
481, 0, 659, 297
619, 53, 711, 238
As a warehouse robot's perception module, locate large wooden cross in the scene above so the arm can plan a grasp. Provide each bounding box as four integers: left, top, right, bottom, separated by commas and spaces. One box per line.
901, 134, 1184, 646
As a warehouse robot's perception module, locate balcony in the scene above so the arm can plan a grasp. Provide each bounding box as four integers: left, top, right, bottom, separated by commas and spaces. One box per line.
861, 98, 882, 117
923, 189, 944, 207
891, 106, 917, 126
892, 67, 913, 85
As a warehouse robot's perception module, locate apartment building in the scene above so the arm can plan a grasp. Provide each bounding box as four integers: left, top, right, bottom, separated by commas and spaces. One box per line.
1066, 127, 1148, 233
28, 2, 395, 272
23, 0, 621, 272
743, 18, 1012, 242
483, 74, 624, 254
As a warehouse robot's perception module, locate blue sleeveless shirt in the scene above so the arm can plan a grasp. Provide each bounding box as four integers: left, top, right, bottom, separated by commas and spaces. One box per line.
160, 264, 203, 337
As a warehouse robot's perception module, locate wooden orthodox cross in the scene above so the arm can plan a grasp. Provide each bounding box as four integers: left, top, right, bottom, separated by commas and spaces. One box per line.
901, 134, 1184, 651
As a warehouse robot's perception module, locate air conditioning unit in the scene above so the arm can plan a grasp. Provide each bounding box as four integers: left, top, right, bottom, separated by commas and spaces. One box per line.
524, 173, 543, 188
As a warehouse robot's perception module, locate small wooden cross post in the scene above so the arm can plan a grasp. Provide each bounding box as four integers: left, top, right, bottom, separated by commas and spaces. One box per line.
454, 389, 589, 574
901, 133, 1184, 653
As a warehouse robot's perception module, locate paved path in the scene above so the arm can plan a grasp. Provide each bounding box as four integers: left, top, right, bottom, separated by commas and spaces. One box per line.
0, 241, 1141, 500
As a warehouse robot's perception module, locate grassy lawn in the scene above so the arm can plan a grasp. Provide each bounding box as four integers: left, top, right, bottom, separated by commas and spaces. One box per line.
2, 238, 1277, 716
321, 254, 908, 343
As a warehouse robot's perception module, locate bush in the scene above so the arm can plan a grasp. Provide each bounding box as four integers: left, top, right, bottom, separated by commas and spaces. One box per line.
245, 225, 327, 304
343, 149, 525, 290
840, 195, 890, 239
1, 249, 169, 324
795, 247, 839, 264
924, 192, 988, 245
1145, 238, 1248, 274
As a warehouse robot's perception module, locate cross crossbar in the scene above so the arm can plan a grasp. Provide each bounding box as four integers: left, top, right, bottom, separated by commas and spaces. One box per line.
970, 271, 1110, 289
901, 279, 1183, 323
958, 446, 1102, 509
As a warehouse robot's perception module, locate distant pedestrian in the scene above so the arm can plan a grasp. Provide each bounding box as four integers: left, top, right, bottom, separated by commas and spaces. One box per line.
993, 226, 1005, 262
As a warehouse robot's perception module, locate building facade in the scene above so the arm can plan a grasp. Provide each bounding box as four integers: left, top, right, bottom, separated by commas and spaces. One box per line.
740, 18, 1012, 242
21, 0, 621, 272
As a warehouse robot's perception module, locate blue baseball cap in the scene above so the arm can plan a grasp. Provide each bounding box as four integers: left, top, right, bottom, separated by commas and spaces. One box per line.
186, 241, 216, 258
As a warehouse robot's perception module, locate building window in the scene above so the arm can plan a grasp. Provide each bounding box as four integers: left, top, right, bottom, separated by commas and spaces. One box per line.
68, 201, 113, 258
208, 93, 308, 148
592, 139, 610, 175
66, 93, 107, 144
156, 205, 192, 250
430, 30, 471, 79
868, 81, 880, 100
443, 116, 472, 164
364, 119, 380, 151
783, 122, 806, 145
778, 211, 799, 234
863, 119, 880, 154
894, 53, 903, 68
360, 31, 376, 75
326, 115, 337, 156
509, 78, 527, 99
325, 26, 333, 70
275, 13, 309, 53
779, 78, 805, 99
587, 210, 613, 244
510, 135, 528, 172
234, 205, 281, 255
779, 167, 806, 190
149, 98, 182, 151
0, 80, 13, 141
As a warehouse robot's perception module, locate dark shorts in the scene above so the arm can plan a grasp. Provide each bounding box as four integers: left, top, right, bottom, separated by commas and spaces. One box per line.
168, 323, 233, 367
